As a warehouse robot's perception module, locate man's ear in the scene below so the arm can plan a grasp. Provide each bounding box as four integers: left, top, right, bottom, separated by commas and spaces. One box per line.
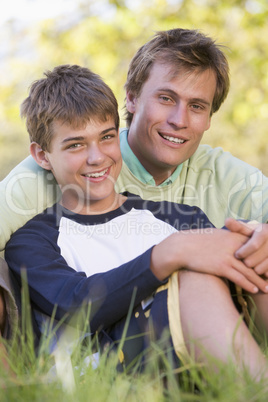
125, 91, 137, 113
205, 116, 212, 132
30, 142, 52, 171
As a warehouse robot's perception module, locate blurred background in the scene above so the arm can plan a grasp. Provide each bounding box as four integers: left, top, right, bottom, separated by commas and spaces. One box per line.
0, 0, 267, 180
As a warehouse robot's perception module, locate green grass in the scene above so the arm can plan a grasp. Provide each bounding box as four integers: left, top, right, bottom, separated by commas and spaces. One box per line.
0, 323, 267, 402
0, 283, 268, 402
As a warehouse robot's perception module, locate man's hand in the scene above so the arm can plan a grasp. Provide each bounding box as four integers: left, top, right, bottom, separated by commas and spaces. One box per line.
225, 218, 268, 278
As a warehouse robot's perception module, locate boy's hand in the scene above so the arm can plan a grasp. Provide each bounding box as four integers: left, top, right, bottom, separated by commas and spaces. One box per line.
225, 218, 268, 278
151, 228, 268, 294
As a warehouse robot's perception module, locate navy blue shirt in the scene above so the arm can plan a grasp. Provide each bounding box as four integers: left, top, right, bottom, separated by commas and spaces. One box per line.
5, 193, 213, 339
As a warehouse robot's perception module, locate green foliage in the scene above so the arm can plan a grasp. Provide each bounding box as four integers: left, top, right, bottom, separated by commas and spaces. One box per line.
1, 0, 268, 179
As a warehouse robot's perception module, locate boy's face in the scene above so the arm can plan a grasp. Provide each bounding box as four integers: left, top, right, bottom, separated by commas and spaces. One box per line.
126, 62, 216, 185
40, 118, 122, 214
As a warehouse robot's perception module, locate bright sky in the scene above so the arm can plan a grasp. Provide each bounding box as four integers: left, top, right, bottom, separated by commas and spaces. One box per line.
0, 0, 78, 25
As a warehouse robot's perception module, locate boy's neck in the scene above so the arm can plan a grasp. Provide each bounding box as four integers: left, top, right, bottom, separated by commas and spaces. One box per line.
60, 193, 127, 215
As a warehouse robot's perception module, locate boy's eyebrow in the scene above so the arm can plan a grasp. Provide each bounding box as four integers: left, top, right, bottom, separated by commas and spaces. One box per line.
62, 136, 85, 144
61, 127, 117, 144
100, 127, 118, 135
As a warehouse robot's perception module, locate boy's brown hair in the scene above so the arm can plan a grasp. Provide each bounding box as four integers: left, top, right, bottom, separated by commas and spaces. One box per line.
21, 64, 119, 151
124, 28, 230, 127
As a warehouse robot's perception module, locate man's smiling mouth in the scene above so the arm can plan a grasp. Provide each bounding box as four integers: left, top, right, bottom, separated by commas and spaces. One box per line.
161, 134, 186, 144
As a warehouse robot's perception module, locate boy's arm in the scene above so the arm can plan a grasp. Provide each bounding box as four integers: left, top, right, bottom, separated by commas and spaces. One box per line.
6, 224, 268, 334
150, 228, 268, 294
5, 232, 165, 333
0, 156, 60, 250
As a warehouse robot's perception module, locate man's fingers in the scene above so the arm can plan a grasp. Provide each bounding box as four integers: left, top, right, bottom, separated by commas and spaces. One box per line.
224, 217, 254, 237
235, 224, 268, 260
227, 270, 258, 294
255, 258, 268, 276
244, 270, 268, 294
243, 247, 268, 269
229, 259, 268, 294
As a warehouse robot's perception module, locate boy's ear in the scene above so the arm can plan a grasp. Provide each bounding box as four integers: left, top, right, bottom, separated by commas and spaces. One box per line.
125, 91, 137, 113
30, 142, 52, 171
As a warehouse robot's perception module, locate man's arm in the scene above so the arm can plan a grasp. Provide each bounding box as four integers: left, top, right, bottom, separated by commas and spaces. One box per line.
224, 218, 268, 336
176, 145, 268, 229
0, 156, 60, 250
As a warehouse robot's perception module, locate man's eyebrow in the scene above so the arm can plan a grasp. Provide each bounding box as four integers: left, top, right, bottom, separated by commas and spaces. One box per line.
156, 88, 211, 106
156, 88, 178, 96
190, 97, 211, 107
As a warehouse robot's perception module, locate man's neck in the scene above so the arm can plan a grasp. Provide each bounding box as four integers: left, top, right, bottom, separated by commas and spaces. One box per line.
126, 128, 175, 185
142, 165, 176, 186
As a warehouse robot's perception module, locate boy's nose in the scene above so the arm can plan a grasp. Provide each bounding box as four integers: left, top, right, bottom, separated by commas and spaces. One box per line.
86, 144, 105, 165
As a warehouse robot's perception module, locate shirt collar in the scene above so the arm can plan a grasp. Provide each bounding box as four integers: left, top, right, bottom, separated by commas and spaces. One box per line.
120, 128, 182, 186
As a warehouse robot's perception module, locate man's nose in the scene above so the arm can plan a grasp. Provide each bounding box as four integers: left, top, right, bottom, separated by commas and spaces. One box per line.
167, 103, 188, 128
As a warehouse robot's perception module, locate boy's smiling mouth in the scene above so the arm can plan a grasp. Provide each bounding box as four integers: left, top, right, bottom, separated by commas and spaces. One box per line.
83, 167, 109, 178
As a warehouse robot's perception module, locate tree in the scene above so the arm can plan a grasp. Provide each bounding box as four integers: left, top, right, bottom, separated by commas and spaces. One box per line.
0, 0, 267, 179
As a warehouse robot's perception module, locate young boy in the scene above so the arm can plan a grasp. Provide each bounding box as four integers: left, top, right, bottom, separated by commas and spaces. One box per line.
5, 65, 268, 379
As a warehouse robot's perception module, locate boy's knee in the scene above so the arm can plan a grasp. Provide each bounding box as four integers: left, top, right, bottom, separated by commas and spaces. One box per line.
179, 270, 229, 295
179, 269, 226, 284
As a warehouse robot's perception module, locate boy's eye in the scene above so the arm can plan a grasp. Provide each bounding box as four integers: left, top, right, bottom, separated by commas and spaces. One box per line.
68, 143, 82, 149
101, 134, 115, 141
159, 95, 172, 102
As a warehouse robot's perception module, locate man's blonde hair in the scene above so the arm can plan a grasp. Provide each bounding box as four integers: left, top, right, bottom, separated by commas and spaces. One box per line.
124, 28, 229, 127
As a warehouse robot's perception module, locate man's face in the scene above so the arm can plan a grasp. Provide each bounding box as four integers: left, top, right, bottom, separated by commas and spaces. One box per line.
126, 62, 217, 185
37, 118, 122, 214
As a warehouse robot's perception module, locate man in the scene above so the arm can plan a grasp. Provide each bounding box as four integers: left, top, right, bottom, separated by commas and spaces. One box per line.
1, 28, 268, 338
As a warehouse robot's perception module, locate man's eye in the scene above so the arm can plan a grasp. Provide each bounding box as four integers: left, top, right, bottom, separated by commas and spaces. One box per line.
191, 104, 203, 110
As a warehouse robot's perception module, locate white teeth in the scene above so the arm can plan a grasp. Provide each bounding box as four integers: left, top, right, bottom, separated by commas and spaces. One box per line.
85, 168, 108, 178
163, 135, 185, 144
